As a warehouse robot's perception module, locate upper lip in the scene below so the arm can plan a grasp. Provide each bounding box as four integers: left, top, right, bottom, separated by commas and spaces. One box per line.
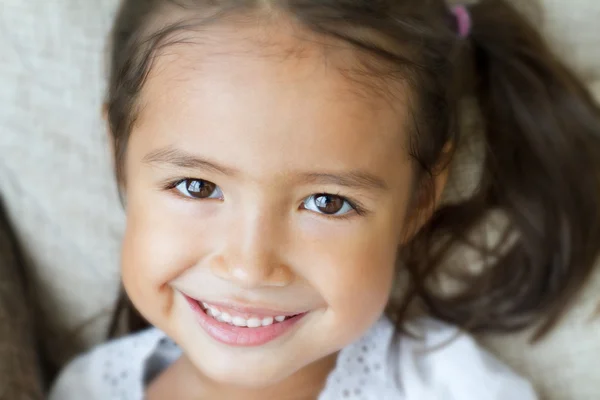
185, 294, 306, 317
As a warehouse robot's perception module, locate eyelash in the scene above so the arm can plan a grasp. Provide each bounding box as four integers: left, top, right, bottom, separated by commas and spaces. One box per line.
161, 178, 369, 217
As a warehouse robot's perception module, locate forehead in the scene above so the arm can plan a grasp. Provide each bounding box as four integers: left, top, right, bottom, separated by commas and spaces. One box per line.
130, 16, 412, 179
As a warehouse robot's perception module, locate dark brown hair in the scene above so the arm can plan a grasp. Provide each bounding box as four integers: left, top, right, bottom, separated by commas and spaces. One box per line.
106, 0, 600, 341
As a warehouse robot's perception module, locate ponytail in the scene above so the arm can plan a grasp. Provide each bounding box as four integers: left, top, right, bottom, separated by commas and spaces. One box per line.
417, 0, 600, 339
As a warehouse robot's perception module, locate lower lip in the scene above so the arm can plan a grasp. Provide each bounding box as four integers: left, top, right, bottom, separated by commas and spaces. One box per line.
185, 296, 306, 347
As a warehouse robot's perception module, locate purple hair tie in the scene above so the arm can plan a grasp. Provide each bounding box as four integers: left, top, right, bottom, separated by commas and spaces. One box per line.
451, 5, 472, 39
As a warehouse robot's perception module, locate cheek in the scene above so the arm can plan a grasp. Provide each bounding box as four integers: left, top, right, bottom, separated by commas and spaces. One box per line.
120, 193, 208, 324
332, 241, 395, 313
298, 220, 399, 335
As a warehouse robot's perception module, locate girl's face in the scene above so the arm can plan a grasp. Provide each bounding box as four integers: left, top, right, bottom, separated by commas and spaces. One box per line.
121, 19, 424, 387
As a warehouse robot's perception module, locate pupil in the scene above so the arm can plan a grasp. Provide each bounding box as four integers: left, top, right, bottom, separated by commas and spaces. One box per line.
316, 195, 343, 214
187, 180, 214, 198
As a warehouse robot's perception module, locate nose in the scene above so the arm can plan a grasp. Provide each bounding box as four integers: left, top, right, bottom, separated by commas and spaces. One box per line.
209, 211, 294, 288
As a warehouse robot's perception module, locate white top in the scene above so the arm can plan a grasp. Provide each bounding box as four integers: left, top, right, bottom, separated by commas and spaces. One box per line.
49, 318, 537, 400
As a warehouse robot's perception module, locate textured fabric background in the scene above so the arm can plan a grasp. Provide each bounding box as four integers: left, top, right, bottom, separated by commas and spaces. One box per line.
0, 1, 599, 398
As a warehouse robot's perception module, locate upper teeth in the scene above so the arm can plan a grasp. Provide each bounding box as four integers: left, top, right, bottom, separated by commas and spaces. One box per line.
203, 304, 289, 328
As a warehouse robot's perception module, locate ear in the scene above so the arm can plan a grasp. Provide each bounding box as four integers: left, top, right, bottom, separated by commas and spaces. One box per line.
103, 103, 117, 168
102, 103, 112, 142
401, 145, 452, 244
103, 104, 127, 202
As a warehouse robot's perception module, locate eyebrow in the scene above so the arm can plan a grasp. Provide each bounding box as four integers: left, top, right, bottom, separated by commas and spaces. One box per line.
143, 147, 239, 176
143, 147, 388, 191
299, 172, 388, 192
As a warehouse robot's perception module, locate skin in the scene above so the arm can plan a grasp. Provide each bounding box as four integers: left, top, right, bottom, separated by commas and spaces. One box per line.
117, 15, 447, 400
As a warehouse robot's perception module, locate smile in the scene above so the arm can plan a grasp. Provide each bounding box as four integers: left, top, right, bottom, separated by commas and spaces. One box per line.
202, 303, 294, 328
184, 294, 308, 347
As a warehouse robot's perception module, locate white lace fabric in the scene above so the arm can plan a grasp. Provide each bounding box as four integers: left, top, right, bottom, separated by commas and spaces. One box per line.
49, 318, 537, 400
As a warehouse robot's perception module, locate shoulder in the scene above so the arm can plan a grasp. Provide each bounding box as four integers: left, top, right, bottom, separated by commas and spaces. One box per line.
398, 318, 538, 400
49, 328, 167, 400
323, 318, 537, 400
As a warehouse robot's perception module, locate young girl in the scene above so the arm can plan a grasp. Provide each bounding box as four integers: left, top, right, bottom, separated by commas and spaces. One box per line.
50, 0, 600, 399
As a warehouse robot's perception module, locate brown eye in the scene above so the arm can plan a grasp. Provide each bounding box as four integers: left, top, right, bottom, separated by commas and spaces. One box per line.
303, 194, 353, 216
175, 179, 222, 199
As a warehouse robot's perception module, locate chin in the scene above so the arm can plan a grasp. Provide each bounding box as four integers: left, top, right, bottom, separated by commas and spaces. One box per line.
189, 351, 296, 388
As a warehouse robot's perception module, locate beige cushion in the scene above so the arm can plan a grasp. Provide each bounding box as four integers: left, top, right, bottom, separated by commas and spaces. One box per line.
0, 0, 598, 397
0, 0, 124, 366
480, 266, 600, 399
537, 0, 600, 80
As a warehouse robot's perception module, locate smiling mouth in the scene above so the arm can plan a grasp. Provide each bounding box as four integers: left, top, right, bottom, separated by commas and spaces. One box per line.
199, 302, 299, 328
184, 295, 308, 346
